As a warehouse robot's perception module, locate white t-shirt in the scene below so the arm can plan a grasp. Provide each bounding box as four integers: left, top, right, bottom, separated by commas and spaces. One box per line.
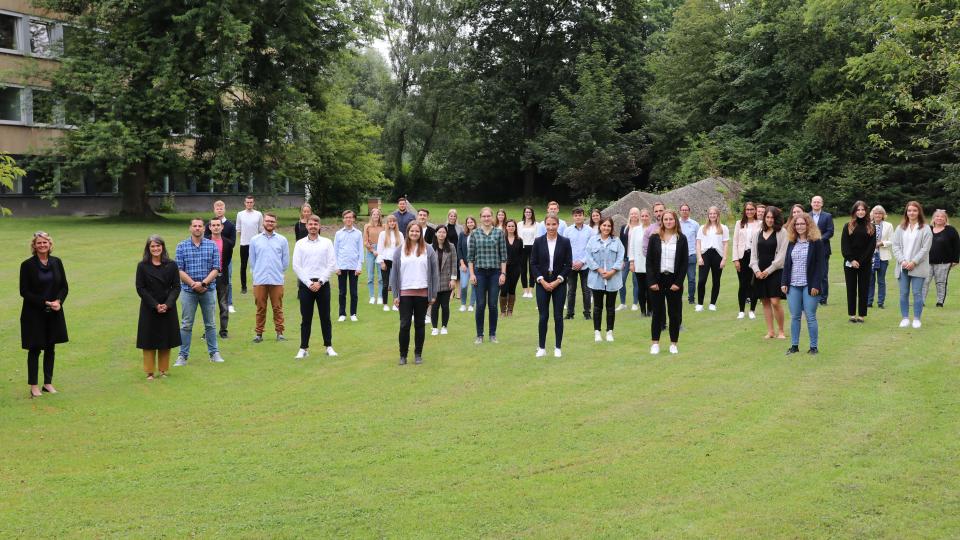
236, 209, 264, 246
518, 221, 537, 245
697, 224, 730, 255
400, 250, 429, 290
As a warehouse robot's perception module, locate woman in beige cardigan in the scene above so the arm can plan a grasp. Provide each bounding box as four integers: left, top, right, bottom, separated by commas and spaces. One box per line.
868, 205, 894, 309
892, 201, 933, 328
750, 207, 789, 339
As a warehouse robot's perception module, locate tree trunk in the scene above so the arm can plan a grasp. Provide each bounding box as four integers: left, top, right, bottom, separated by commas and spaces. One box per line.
119, 161, 158, 219
410, 102, 440, 179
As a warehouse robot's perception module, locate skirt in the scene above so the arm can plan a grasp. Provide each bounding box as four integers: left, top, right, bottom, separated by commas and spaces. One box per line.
753, 270, 786, 299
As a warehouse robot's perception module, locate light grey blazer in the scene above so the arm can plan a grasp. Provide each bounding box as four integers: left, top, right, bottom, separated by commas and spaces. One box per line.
389, 244, 440, 300
891, 224, 933, 278
749, 228, 788, 274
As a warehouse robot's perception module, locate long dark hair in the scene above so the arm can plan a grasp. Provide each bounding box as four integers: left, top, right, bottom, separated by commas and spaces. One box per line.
761, 206, 783, 233
142, 235, 172, 263
433, 225, 452, 253
522, 206, 536, 226
404, 222, 427, 256
848, 200, 875, 236
739, 201, 757, 228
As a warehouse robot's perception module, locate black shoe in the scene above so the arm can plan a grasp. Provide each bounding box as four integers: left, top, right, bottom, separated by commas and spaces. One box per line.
807, 347, 819, 355
878, 304, 884, 309
399, 356, 407, 365
849, 317, 857, 323
219, 330, 228, 339
785, 346, 800, 355
252, 334, 263, 343
564, 313, 574, 320
584, 313, 591, 321
688, 299, 694, 305
867, 303, 873, 308
936, 302, 944, 307
414, 355, 423, 365
242, 287, 248, 294
819, 300, 827, 306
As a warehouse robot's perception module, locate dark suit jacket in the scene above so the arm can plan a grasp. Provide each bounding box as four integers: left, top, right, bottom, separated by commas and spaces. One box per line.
531, 235, 572, 282
20, 255, 69, 349
204, 218, 237, 260
646, 234, 688, 289
781, 239, 826, 295
812, 212, 834, 255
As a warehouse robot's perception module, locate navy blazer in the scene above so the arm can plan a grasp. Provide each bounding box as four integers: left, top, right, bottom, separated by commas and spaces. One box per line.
531, 234, 573, 282
781, 239, 826, 295
811, 212, 834, 255
645, 234, 689, 289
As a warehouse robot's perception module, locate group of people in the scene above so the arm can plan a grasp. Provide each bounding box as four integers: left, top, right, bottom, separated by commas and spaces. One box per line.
18, 195, 959, 396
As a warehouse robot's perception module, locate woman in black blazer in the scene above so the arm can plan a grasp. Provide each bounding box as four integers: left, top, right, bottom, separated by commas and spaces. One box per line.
20, 231, 69, 398
136, 235, 182, 379
530, 214, 573, 358
646, 209, 688, 355
781, 212, 826, 355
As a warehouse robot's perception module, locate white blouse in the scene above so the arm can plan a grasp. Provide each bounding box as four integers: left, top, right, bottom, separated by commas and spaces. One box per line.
661, 235, 678, 273
697, 224, 730, 255
399, 250, 429, 290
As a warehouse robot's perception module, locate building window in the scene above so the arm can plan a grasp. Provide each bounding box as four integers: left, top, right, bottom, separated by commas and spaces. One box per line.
30, 89, 56, 125
0, 86, 23, 122
0, 13, 19, 51
61, 24, 77, 57
30, 19, 56, 56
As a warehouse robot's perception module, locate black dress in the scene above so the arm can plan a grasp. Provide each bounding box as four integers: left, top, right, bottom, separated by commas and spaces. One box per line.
753, 231, 785, 299
20, 256, 69, 349
136, 260, 182, 350
294, 221, 308, 241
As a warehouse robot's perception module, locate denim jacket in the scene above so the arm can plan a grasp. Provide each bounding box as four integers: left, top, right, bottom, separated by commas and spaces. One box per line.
585, 235, 625, 291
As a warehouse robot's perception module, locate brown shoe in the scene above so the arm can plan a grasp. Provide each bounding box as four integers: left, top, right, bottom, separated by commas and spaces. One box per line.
506, 294, 516, 316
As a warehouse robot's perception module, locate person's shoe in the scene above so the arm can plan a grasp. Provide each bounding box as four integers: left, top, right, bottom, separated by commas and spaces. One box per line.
210, 352, 225, 363
615, 303, 626, 311
459, 305, 467, 312
807, 347, 819, 355
440, 327, 448, 335
564, 313, 574, 320
295, 348, 309, 359
696, 305, 704, 312
878, 303, 884, 309
489, 335, 499, 344
936, 302, 944, 307
241, 287, 248, 294
785, 345, 800, 355
431, 328, 440, 336
425, 314, 431, 324
228, 305, 236, 313
650, 344, 660, 355
326, 346, 338, 357
377, 297, 383, 304
912, 319, 922, 329
219, 330, 229, 339
595, 330, 602, 343
474, 336, 483, 345
867, 303, 873, 308
819, 300, 827, 306
631, 304, 639, 311
606, 330, 614, 342
899, 318, 910, 328
393, 305, 400, 311
688, 299, 695, 305
849, 316, 858, 323
369, 297, 376, 304
383, 305, 391, 312
737, 311, 745, 319
277, 334, 286, 341
338, 315, 346, 322
536, 348, 546, 358
669, 344, 679, 354
748, 311, 756, 320
350, 315, 358, 322
399, 356, 407, 365
554, 348, 562, 358
174, 355, 188, 367
146, 373, 155, 381
41, 384, 58, 394
414, 355, 423, 365
467, 305, 473, 312
584, 313, 592, 321
29, 386, 42, 398
253, 334, 263, 343
708, 304, 717, 311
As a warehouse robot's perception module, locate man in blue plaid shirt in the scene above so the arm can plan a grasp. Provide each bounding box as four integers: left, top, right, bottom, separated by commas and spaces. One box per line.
175, 218, 225, 366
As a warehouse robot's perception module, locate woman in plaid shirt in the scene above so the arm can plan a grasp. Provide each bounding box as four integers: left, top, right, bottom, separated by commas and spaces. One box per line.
468, 207, 508, 344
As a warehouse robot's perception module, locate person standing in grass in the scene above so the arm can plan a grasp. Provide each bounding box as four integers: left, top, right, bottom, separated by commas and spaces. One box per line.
809, 195, 835, 305
208, 219, 234, 339
431, 225, 459, 335
678, 203, 700, 306
293, 202, 313, 241
868, 205, 894, 309
458, 216, 478, 312
377, 214, 404, 311
390, 222, 439, 365
641, 201, 666, 256
750, 207, 787, 339
781, 212, 825, 355
647, 209, 687, 355
586, 217, 625, 343
392, 196, 416, 237
292, 214, 338, 359
468, 207, 508, 344
417, 208, 436, 245
136, 235, 181, 379
21, 231, 69, 398
334, 209, 364, 322
922, 209, 960, 307
364, 208, 385, 306
443, 208, 463, 251
563, 207, 595, 321
840, 201, 876, 324
892, 201, 933, 328
628, 208, 652, 316
250, 212, 289, 343
535, 201, 568, 237
518, 206, 538, 298
731, 202, 759, 319
495, 209, 508, 231
235, 195, 264, 295
588, 208, 603, 232
204, 200, 237, 313
499, 219, 524, 317
695, 206, 730, 313
616, 208, 639, 312
175, 218, 224, 366
531, 214, 572, 358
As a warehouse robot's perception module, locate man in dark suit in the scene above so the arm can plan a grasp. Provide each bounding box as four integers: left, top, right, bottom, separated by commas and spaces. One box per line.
809, 195, 834, 305
530, 214, 573, 358
204, 200, 237, 313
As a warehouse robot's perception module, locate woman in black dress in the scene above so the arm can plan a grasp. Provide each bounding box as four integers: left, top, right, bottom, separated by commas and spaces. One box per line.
499, 219, 524, 316
136, 235, 182, 379
750, 207, 788, 339
20, 231, 69, 398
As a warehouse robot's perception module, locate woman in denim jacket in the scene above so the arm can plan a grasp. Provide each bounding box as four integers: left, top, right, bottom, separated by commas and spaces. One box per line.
585, 217, 625, 343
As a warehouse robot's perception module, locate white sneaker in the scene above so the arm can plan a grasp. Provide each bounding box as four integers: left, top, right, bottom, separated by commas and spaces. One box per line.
174, 355, 187, 367
459, 305, 467, 312
748, 311, 756, 319
468, 306, 474, 312
431, 328, 439, 336
912, 319, 921, 329
669, 344, 679, 354
615, 303, 626, 311
695, 305, 704, 312
392, 305, 399, 311
295, 348, 309, 359
326, 346, 338, 356
650, 344, 660, 355
350, 315, 358, 322
899, 318, 910, 328
338, 315, 346, 322
595, 330, 602, 342
631, 304, 639, 311
377, 297, 383, 304
737, 311, 745, 319
228, 305, 236, 313
383, 305, 390, 312
606, 330, 614, 342
708, 304, 717, 311
425, 315, 431, 324
210, 352, 225, 363
535, 348, 546, 357
369, 297, 376, 304
440, 327, 448, 335
554, 348, 562, 358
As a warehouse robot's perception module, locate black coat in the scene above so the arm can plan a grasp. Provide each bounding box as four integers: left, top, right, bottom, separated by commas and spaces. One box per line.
20, 255, 69, 349
136, 260, 182, 350
204, 218, 237, 261
646, 234, 689, 289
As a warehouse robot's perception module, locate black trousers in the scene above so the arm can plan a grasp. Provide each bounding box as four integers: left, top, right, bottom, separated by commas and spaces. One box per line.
398, 295, 428, 357
821, 254, 831, 303
536, 278, 567, 349
566, 268, 592, 316
698, 248, 723, 305
338, 271, 359, 316
844, 264, 871, 317
27, 346, 55, 385
380, 260, 393, 304
520, 246, 532, 288
240, 245, 250, 290
431, 290, 452, 328
216, 271, 229, 333
500, 263, 521, 297
299, 282, 332, 349
636, 272, 649, 313
650, 274, 682, 343
736, 250, 757, 311
592, 289, 617, 331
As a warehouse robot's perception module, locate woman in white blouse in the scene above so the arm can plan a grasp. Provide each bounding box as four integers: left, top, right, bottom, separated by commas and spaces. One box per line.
628, 208, 652, 316
376, 214, 404, 311
389, 222, 439, 365
892, 200, 933, 328
646, 209, 688, 354
517, 206, 538, 298
695, 206, 730, 312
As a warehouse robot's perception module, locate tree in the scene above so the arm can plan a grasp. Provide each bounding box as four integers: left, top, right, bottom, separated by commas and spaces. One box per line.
0, 154, 25, 216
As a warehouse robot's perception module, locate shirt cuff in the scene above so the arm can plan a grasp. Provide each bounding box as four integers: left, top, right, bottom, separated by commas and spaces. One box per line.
557, 276, 564, 283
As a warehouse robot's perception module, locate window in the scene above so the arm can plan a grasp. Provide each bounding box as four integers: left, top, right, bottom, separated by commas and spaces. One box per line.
61, 24, 78, 57
30, 19, 55, 56
0, 86, 23, 122
0, 13, 18, 50
31, 89, 56, 124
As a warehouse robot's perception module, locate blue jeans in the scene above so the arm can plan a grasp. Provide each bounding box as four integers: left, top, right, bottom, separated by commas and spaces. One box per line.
459, 267, 476, 306
686, 254, 697, 303
898, 271, 925, 319
473, 268, 501, 337
180, 289, 219, 358
786, 285, 819, 349
365, 251, 380, 298
868, 259, 888, 306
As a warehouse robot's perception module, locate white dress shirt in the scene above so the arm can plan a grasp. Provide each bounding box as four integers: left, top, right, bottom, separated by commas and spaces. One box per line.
292, 234, 336, 287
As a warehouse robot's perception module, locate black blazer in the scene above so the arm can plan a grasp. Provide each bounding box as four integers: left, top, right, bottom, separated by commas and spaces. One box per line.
781, 239, 826, 295
531, 235, 572, 282
20, 255, 69, 349
645, 234, 688, 289
204, 218, 237, 259
812, 212, 834, 255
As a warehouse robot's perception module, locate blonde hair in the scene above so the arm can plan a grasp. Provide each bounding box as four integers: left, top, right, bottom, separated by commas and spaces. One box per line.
31, 231, 53, 255
383, 214, 402, 247
786, 212, 822, 242
658, 209, 680, 240
932, 209, 949, 225
704, 206, 723, 235
367, 207, 383, 227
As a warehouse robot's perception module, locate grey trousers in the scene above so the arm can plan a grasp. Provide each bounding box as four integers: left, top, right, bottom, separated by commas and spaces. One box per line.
922, 263, 952, 305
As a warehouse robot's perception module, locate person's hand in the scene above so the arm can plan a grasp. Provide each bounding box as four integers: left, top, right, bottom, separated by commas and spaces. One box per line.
47, 300, 61, 311
755, 271, 763, 279
394, 298, 400, 308
336, 269, 342, 275
698, 257, 704, 266
759, 271, 767, 279
906, 261, 916, 271
734, 260, 741, 272
380, 262, 387, 271
542, 281, 553, 292
572, 261, 582, 271
429, 298, 436, 305
719, 258, 726, 269
310, 282, 321, 292
460, 261, 467, 271
156, 303, 167, 313
811, 288, 820, 296
670, 284, 680, 291
470, 274, 477, 286
851, 260, 860, 269
650, 284, 660, 291
629, 262, 635, 273
355, 269, 362, 276
498, 273, 506, 285
449, 280, 457, 290
191, 281, 205, 292
781, 286, 788, 294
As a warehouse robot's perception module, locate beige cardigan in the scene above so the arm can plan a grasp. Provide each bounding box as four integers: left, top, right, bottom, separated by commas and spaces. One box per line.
749, 228, 789, 275
732, 219, 760, 261
892, 223, 933, 279
874, 220, 894, 261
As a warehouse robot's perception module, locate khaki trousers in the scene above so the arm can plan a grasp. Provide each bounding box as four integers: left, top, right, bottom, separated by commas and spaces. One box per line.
143, 349, 171, 374
254, 284, 285, 335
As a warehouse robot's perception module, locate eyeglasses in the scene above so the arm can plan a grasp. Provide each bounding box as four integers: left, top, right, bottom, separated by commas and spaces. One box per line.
34, 231, 50, 239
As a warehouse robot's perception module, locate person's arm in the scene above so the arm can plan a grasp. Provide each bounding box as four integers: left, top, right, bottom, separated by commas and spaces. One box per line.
645, 238, 658, 289
557, 239, 572, 281
822, 214, 834, 242
498, 230, 508, 276
748, 231, 761, 274
584, 238, 599, 271
530, 240, 544, 283
19, 260, 46, 307
164, 263, 181, 306
672, 236, 688, 288
258, 212, 265, 234
731, 221, 742, 261
208, 243, 221, 285
427, 247, 439, 303
135, 263, 158, 309
248, 240, 258, 279
840, 225, 851, 261
696, 234, 704, 265
914, 226, 933, 265
292, 242, 307, 286
720, 226, 730, 266
389, 249, 401, 301
891, 227, 904, 262
355, 231, 364, 273
768, 230, 789, 273
281, 237, 290, 272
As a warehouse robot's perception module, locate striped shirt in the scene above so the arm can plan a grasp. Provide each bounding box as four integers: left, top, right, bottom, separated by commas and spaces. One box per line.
789, 241, 810, 287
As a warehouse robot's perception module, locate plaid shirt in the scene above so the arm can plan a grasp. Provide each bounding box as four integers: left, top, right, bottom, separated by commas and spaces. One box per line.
176, 237, 221, 292
468, 226, 507, 269
789, 240, 809, 287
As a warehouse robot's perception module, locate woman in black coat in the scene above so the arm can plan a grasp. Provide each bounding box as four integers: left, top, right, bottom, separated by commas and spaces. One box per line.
646, 209, 688, 355
136, 235, 182, 379
20, 231, 69, 398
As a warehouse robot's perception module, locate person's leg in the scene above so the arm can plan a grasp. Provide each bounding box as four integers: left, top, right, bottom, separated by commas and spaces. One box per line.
580, 269, 592, 317
772, 297, 785, 335
803, 290, 819, 349
650, 284, 666, 342
709, 251, 723, 305
877, 260, 888, 306
348, 273, 359, 316
619, 268, 627, 305
868, 264, 877, 306
459, 267, 469, 306
366, 251, 377, 299
413, 297, 427, 356
565, 270, 578, 316
179, 290, 198, 358
398, 296, 413, 357
553, 282, 567, 348
636, 273, 647, 313
239, 245, 249, 291
821, 254, 831, 304
898, 271, 910, 318
27, 348, 40, 386
383, 261, 393, 305
606, 290, 616, 331
226, 261, 233, 305
665, 288, 682, 343
520, 247, 531, 290
857, 265, 870, 317
940, 265, 951, 305
439, 290, 452, 327
911, 275, 925, 319
632, 270, 641, 306
844, 266, 858, 317
687, 254, 697, 304
488, 270, 501, 336
318, 282, 333, 347
254, 285, 267, 335
762, 299, 774, 335
269, 284, 285, 334
697, 255, 709, 305
217, 273, 229, 333
474, 270, 489, 337
158, 349, 170, 372
42, 346, 55, 385
337, 272, 348, 316
787, 286, 803, 347
536, 282, 549, 349
143, 349, 156, 374
430, 296, 441, 328
199, 290, 219, 354
592, 289, 603, 331
299, 284, 313, 349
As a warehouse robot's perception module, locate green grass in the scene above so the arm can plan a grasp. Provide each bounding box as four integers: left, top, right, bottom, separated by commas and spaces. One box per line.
2, 211, 959, 538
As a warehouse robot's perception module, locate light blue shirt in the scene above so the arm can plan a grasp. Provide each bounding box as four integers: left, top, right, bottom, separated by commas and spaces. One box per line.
334, 226, 364, 271
680, 218, 699, 256
585, 235, 625, 291
563, 223, 595, 264
249, 231, 289, 286
535, 219, 568, 237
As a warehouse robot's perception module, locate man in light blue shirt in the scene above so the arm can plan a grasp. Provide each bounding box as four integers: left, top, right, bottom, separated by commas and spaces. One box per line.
249, 212, 290, 342
334, 209, 365, 321
563, 207, 595, 320
679, 203, 700, 305
535, 201, 568, 237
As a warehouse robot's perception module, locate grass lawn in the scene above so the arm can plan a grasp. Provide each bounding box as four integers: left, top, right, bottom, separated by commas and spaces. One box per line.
1, 208, 958, 538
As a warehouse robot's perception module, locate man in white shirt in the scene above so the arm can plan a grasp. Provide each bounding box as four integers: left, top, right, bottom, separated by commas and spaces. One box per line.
235, 194, 264, 294
563, 207, 595, 320
678, 203, 700, 304
535, 201, 568, 237
292, 214, 338, 358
